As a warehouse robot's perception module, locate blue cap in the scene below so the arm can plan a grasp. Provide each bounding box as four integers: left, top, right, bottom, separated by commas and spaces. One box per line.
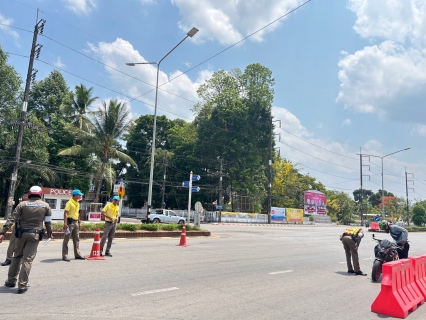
72, 189, 84, 196
113, 196, 120, 201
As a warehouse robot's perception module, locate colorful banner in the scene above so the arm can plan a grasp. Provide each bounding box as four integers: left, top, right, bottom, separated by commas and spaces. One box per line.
271, 207, 286, 222
286, 208, 303, 222
304, 190, 327, 215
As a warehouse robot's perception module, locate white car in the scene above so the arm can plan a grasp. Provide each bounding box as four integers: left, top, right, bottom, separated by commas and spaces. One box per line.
150, 209, 186, 224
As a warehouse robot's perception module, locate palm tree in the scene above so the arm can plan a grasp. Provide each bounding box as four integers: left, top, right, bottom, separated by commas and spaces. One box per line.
61, 84, 98, 132
58, 99, 137, 202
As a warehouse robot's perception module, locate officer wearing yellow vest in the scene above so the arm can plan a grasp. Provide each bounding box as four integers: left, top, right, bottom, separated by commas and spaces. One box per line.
100, 196, 120, 257
62, 189, 86, 261
340, 227, 366, 276
0, 186, 52, 294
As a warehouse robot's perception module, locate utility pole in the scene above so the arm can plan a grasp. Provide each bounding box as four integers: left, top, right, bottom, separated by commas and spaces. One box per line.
218, 157, 223, 223
359, 150, 364, 226
5, 18, 45, 220
267, 120, 281, 224
405, 168, 414, 226
161, 153, 168, 208
268, 117, 272, 224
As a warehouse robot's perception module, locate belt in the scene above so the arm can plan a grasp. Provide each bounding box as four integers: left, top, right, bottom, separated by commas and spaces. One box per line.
22, 229, 43, 234
105, 220, 114, 223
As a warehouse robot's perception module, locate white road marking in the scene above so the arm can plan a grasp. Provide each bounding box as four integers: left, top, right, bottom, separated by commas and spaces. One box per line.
269, 270, 293, 275
131, 287, 179, 297
339, 262, 346, 264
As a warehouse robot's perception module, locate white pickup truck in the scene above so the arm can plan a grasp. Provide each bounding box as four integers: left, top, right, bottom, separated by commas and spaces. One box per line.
149, 209, 186, 224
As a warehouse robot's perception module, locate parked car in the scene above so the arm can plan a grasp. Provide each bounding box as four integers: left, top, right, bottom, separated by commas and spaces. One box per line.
148, 209, 186, 224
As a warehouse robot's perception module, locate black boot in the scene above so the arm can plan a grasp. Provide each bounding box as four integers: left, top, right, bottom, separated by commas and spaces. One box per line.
1, 259, 11, 266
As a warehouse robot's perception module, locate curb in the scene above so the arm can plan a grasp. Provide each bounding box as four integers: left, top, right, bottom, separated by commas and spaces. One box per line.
1, 230, 211, 240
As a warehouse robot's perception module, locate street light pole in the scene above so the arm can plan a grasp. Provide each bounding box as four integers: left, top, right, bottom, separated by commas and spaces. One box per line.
126, 27, 198, 221
358, 147, 410, 220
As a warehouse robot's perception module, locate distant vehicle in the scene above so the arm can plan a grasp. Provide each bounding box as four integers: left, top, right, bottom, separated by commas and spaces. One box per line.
141, 209, 186, 224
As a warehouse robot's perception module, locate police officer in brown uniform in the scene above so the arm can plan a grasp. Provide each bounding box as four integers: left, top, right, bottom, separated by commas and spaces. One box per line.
1, 191, 29, 266
0, 186, 52, 294
340, 227, 366, 276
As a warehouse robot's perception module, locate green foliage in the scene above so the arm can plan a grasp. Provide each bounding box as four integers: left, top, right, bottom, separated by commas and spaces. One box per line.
116, 223, 138, 231
140, 224, 159, 231
412, 204, 426, 226
194, 63, 275, 212
160, 223, 178, 231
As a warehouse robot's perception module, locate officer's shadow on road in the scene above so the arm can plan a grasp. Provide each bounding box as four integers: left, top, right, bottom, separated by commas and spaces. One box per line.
0, 287, 19, 294
334, 271, 357, 276
39, 258, 64, 263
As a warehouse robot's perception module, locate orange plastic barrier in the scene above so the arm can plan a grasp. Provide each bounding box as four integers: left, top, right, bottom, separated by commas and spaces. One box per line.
409, 255, 426, 299
371, 259, 424, 318
370, 222, 380, 231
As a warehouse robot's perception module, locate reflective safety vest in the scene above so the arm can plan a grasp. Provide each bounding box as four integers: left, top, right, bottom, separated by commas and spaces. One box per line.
343, 227, 362, 236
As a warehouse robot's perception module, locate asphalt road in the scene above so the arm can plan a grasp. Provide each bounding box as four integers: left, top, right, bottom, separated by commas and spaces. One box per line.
0, 224, 425, 320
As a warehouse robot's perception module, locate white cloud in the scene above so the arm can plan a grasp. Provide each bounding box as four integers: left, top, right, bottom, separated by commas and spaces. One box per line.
171, 0, 307, 45
348, 0, 426, 48
336, 41, 426, 123
412, 125, 426, 136
63, 0, 97, 16
88, 38, 212, 121
53, 57, 65, 68
363, 139, 382, 151
341, 118, 351, 127
0, 13, 19, 39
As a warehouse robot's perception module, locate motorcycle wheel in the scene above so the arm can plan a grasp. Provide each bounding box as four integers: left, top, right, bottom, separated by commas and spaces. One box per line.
371, 260, 382, 282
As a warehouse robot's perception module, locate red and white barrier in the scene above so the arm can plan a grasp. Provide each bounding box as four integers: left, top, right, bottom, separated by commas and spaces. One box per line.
371, 259, 424, 318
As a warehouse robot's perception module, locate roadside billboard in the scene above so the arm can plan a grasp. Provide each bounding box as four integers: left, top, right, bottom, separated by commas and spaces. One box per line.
271, 207, 286, 223
286, 208, 303, 222
304, 190, 327, 215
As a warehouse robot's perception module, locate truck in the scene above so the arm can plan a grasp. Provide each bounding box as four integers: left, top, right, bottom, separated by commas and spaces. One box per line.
137, 208, 186, 224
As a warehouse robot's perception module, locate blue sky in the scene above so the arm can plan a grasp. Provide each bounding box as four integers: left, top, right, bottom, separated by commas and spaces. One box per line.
1, 0, 426, 201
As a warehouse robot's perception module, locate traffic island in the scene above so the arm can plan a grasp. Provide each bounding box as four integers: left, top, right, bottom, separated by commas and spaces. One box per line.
0, 230, 210, 240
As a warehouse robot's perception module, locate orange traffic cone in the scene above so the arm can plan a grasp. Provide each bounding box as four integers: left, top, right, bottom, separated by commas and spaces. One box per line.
177, 224, 188, 247
86, 228, 105, 260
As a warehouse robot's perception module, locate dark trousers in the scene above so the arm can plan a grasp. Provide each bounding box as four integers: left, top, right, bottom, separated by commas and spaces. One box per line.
397, 242, 410, 259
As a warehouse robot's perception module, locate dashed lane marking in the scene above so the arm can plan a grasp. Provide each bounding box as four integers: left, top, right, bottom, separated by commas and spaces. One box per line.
131, 287, 179, 297
269, 270, 293, 275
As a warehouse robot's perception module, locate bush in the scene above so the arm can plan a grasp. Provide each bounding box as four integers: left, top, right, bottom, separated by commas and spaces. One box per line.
140, 224, 159, 231
160, 223, 178, 231
331, 217, 338, 223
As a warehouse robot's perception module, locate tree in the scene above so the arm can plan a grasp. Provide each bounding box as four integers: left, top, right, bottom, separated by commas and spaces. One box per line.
326, 190, 355, 223
353, 188, 373, 204
0, 47, 22, 113
194, 63, 275, 212
412, 204, 426, 226
29, 70, 70, 126
369, 189, 394, 207
59, 99, 137, 202
61, 84, 98, 132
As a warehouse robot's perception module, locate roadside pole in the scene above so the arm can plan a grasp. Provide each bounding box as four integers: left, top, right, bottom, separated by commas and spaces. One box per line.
188, 172, 193, 224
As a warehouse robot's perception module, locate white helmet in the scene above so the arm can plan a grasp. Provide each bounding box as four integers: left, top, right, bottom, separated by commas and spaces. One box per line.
28, 186, 43, 196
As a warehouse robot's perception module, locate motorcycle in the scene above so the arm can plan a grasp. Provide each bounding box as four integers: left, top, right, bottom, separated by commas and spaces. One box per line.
371, 234, 402, 282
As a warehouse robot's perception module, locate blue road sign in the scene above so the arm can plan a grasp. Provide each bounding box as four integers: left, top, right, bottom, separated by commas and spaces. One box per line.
192, 186, 200, 192
192, 175, 201, 181
375, 216, 380, 222
216, 205, 223, 210
182, 181, 190, 187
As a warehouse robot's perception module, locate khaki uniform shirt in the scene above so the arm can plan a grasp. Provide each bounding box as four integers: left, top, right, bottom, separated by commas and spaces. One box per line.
4, 199, 52, 231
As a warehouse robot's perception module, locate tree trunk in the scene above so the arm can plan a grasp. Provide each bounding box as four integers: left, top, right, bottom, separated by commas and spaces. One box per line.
94, 153, 108, 203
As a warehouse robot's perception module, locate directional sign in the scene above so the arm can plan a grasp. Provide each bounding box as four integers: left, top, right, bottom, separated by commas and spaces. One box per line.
374, 216, 380, 222
192, 186, 200, 193
182, 181, 190, 187
192, 175, 201, 181
216, 205, 223, 210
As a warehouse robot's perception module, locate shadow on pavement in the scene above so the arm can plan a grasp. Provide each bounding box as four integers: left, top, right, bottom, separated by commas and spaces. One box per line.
334, 271, 356, 276
0, 287, 19, 294
39, 258, 64, 263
